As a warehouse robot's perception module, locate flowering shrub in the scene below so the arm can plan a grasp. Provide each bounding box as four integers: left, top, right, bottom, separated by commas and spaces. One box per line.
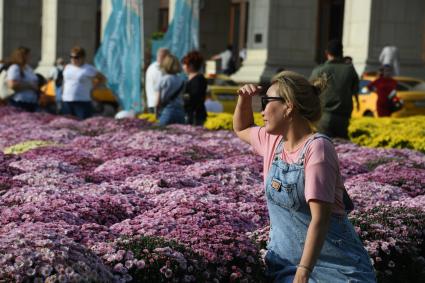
349, 116, 425, 152
93, 235, 265, 282
137, 113, 156, 123
203, 113, 264, 131
0, 106, 424, 282
3, 140, 57, 155
350, 206, 425, 283
200, 113, 425, 153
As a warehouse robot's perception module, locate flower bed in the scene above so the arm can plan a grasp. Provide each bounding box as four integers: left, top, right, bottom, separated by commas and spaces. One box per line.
0, 106, 424, 282
348, 116, 425, 153
201, 113, 425, 153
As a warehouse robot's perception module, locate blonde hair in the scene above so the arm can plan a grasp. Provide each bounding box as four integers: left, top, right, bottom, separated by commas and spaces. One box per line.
160, 54, 181, 74
271, 70, 328, 123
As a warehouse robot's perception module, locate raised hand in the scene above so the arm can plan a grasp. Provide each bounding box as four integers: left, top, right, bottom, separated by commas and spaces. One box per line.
237, 84, 262, 97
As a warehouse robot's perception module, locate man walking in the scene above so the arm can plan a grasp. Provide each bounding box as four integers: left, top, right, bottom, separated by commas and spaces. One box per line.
310, 39, 359, 139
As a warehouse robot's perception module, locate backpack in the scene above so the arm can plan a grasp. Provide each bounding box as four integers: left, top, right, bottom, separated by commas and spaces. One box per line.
0, 64, 14, 100
55, 67, 63, 87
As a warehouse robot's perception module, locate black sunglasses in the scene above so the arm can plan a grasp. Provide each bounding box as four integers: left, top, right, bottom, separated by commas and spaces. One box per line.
69, 55, 80, 59
261, 96, 284, 111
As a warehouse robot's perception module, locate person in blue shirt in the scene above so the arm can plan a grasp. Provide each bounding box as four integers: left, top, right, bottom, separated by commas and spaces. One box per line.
6, 47, 39, 112
157, 54, 186, 126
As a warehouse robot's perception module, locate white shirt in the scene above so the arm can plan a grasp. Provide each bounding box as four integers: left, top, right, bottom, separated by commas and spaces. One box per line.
205, 98, 223, 113
7, 64, 38, 103
62, 64, 97, 102
379, 46, 400, 75
145, 62, 163, 108
219, 50, 232, 70
239, 48, 247, 61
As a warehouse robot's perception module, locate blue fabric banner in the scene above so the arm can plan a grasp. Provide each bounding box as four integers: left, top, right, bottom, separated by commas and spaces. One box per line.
152, 0, 200, 60
95, 0, 144, 112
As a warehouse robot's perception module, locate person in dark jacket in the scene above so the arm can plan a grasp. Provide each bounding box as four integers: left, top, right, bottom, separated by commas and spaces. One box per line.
310, 39, 359, 139
182, 51, 207, 125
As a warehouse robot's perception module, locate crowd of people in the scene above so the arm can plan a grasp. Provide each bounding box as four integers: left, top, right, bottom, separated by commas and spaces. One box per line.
0, 40, 399, 131
0, 45, 104, 120
146, 48, 219, 127
0, 45, 224, 125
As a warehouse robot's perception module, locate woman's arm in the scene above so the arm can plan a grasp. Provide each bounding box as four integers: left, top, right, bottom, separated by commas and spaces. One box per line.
293, 200, 332, 283
233, 84, 261, 144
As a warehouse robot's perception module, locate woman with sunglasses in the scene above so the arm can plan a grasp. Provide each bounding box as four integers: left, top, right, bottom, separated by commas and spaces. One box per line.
62, 46, 105, 119
233, 71, 375, 283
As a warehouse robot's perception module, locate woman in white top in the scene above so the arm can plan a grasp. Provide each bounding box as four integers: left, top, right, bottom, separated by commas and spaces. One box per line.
62, 46, 104, 119
6, 47, 39, 112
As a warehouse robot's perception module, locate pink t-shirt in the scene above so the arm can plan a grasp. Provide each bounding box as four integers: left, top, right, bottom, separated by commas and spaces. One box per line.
250, 126, 345, 214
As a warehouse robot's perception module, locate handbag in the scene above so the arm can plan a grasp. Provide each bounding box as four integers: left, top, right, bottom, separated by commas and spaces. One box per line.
388, 89, 403, 113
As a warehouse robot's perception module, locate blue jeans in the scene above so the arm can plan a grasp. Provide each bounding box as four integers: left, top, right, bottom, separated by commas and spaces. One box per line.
62, 101, 93, 120
158, 105, 185, 126
55, 86, 62, 103
55, 86, 62, 113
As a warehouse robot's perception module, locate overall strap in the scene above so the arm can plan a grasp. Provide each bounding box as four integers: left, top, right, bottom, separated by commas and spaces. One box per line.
273, 137, 285, 161
297, 133, 332, 165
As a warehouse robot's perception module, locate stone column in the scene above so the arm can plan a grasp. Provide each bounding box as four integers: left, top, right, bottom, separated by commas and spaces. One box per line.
342, 0, 373, 75
169, 0, 176, 23
37, 0, 58, 76
0, 0, 4, 60
344, 0, 425, 78
261, 0, 318, 82
101, 0, 112, 41
232, 0, 270, 84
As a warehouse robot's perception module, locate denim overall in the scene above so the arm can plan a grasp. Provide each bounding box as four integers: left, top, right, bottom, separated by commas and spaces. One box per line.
265, 134, 376, 283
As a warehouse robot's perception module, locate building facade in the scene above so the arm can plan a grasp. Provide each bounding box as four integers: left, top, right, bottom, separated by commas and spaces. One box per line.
0, 0, 423, 82
235, 0, 425, 82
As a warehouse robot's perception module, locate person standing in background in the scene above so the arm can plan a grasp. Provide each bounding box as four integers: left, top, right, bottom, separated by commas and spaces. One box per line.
48, 57, 65, 113
211, 45, 235, 75
145, 48, 170, 114
6, 47, 39, 112
157, 54, 186, 126
182, 51, 207, 125
62, 46, 105, 120
310, 39, 359, 139
379, 45, 400, 76
367, 65, 397, 117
